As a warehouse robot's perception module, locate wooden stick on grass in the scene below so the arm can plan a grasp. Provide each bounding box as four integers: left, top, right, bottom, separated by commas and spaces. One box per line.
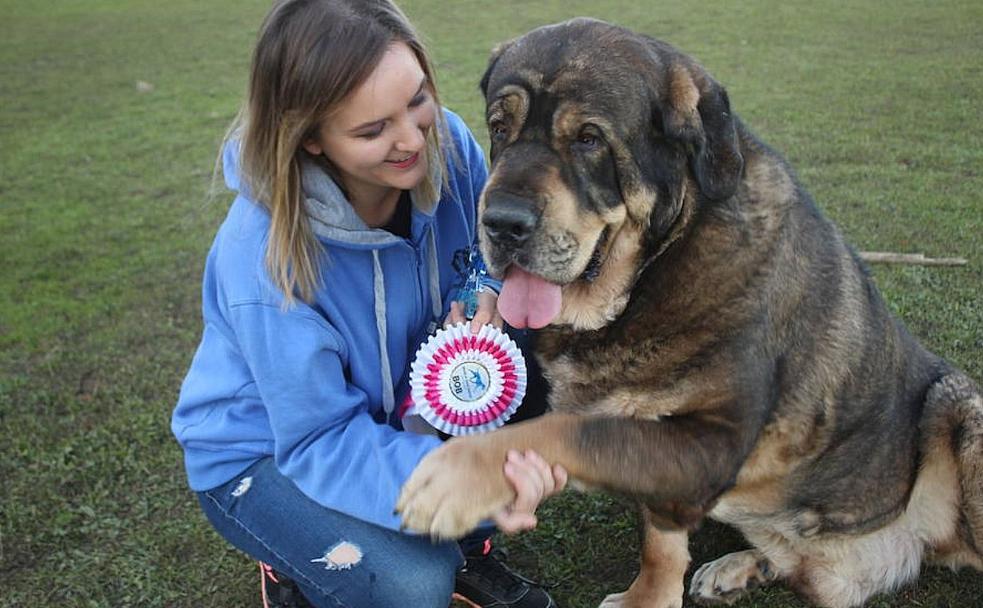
859, 252, 968, 267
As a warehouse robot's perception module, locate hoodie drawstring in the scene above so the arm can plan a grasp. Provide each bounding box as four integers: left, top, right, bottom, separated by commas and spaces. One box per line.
374, 230, 443, 422
372, 251, 395, 418
427, 230, 443, 323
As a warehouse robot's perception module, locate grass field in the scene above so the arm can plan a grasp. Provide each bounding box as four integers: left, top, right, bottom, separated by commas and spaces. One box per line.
1, 0, 980, 606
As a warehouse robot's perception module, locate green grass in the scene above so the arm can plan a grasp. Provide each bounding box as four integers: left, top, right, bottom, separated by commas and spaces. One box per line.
1, 0, 980, 606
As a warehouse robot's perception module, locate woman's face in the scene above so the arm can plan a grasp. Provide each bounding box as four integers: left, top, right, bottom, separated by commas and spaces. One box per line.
304, 42, 436, 209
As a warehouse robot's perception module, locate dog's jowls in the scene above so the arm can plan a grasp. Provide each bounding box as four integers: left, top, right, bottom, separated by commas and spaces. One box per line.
397, 18, 983, 608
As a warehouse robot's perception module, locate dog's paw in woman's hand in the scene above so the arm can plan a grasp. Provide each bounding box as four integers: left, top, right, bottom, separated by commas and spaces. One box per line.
396, 435, 514, 539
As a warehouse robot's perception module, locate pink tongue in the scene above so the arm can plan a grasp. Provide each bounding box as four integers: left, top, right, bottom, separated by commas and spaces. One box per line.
498, 266, 562, 329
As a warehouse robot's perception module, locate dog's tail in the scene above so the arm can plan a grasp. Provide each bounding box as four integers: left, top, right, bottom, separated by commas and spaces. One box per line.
925, 371, 983, 558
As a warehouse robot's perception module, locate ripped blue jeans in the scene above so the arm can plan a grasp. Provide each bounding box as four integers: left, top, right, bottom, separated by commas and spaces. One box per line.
198, 457, 465, 608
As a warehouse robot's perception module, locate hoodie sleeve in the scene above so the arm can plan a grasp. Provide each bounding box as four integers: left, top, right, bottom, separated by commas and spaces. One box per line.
229, 300, 442, 531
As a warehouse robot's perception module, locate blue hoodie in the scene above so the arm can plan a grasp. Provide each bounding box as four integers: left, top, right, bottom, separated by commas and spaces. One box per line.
172, 109, 489, 531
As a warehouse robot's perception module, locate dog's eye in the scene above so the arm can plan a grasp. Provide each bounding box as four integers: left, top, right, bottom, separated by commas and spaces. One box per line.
573, 132, 600, 151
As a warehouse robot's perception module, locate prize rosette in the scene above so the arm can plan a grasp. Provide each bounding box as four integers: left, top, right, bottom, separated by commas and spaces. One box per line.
408, 323, 526, 436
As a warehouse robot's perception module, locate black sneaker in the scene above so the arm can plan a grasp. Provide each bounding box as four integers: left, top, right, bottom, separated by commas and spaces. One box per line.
453, 544, 557, 608
260, 562, 314, 608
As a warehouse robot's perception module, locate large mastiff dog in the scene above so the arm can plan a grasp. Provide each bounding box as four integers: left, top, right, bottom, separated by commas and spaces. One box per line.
397, 18, 982, 608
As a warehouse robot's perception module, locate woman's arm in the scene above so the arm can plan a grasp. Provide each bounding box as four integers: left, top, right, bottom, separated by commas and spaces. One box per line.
231, 301, 443, 532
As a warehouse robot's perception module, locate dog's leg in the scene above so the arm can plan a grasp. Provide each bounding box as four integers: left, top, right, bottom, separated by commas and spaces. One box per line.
600, 507, 689, 608
771, 371, 983, 608
688, 549, 777, 605
936, 373, 983, 561
921, 371, 983, 570
398, 408, 757, 539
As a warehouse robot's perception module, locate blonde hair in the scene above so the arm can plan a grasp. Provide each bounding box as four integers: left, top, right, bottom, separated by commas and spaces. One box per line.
225, 0, 446, 305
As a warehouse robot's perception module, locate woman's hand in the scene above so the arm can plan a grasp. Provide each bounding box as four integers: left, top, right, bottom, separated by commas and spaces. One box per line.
492, 449, 568, 534
445, 289, 503, 333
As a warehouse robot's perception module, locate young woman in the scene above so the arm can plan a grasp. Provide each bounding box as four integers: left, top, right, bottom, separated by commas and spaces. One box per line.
171, 1, 565, 607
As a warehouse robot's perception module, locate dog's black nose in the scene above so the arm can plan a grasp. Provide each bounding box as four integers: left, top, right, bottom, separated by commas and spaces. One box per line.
482, 193, 539, 246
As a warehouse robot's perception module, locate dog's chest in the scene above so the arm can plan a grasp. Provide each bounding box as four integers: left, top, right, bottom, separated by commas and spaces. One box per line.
542, 352, 624, 415
537, 333, 694, 418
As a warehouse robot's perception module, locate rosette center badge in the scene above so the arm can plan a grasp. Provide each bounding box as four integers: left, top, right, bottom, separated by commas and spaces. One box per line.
449, 362, 491, 403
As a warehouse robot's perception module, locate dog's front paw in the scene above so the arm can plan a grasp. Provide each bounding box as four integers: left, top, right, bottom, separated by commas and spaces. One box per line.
396, 436, 513, 539
689, 549, 777, 605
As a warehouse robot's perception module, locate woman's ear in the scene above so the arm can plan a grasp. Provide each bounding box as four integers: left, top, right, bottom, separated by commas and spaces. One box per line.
302, 138, 323, 156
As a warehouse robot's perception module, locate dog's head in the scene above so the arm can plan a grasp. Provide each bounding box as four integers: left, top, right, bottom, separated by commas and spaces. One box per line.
478, 19, 744, 330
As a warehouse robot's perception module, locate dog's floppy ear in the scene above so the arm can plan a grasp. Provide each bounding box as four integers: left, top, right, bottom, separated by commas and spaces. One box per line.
480, 39, 516, 98
661, 62, 744, 201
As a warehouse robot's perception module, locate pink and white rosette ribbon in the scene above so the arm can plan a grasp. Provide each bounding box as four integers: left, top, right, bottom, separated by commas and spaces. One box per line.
407, 323, 526, 436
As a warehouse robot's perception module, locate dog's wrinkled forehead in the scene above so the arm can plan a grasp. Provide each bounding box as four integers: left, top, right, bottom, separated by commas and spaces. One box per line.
484, 18, 663, 121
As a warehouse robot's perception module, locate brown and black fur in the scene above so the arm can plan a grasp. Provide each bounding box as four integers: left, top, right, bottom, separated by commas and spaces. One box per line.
397, 18, 983, 608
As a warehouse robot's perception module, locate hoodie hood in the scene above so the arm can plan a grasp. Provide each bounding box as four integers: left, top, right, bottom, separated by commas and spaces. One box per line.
299, 154, 443, 248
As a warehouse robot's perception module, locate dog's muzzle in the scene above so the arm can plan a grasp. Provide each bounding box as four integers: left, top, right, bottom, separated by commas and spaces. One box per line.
482, 192, 541, 249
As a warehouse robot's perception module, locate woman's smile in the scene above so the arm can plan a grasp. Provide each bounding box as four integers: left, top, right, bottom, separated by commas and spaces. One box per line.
386, 151, 420, 169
